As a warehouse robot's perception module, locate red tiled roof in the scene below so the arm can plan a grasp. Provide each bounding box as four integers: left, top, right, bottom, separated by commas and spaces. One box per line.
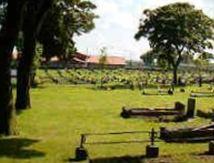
72, 57, 86, 63
74, 52, 89, 60
87, 56, 126, 65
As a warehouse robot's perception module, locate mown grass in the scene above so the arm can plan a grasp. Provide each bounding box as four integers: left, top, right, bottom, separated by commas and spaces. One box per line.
0, 84, 214, 163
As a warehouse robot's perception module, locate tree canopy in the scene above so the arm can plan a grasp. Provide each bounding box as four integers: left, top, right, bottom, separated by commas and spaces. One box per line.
0, 0, 97, 135
140, 49, 170, 69
135, 2, 214, 84
38, 0, 98, 60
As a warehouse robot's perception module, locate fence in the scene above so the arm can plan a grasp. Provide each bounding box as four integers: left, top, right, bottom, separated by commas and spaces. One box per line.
75, 128, 160, 161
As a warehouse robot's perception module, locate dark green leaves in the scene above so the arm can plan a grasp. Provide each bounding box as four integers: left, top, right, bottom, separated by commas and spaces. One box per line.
38, 0, 98, 60
135, 2, 214, 55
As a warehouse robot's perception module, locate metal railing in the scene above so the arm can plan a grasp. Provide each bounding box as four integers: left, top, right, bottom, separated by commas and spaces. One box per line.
78, 128, 159, 148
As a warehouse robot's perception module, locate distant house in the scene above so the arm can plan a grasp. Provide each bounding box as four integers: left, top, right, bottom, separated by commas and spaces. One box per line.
86, 55, 126, 68
40, 52, 126, 69
70, 52, 126, 68
70, 52, 89, 68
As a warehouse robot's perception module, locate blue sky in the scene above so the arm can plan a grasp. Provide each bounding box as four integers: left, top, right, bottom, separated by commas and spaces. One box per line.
74, 0, 214, 60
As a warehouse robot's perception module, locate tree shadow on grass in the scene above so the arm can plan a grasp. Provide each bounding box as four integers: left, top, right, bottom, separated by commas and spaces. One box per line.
0, 138, 45, 159
89, 155, 146, 163
88, 155, 176, 163
190, 152, 214, 162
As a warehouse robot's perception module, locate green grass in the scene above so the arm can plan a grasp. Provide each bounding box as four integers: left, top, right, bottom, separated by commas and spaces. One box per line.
0, 84, 214, 163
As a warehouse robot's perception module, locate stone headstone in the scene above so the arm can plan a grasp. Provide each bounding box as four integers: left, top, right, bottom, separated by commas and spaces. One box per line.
159, 127, 167, 139
175, 102, 185, 113
198, 76, 202, 87
146, 145, 159, 158
186, 98, 196, 118
209, 141, 214, 154
180, 88, 185, 92
75, 147, 88, 161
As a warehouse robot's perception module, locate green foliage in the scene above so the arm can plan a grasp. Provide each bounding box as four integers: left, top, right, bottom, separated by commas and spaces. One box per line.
99, 47, 108, 67
16, 32, 24, 52
34, 69, 214, 90
194, 52, 214, 71
141, 49, 170, 69
140, 50, 155, 66
38, 0, 98, 60
33, 43, 43, 70
181, 53, 194, 64
157, 56, 168, 69
135, 3, 214, 55
141, 50, 166, 68
135, 2, 214, 83
198, 52, 214, 60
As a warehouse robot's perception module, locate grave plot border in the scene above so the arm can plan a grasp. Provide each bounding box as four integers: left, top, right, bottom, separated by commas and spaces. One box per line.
120, 99, 197, 122
142, 84, 174, 96
160, 123, 214, 143
74, 129, 160, 161
190, 92, 214, 98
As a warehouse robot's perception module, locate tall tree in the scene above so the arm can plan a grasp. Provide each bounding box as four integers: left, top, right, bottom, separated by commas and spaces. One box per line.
38, 0, 97, 60
0, 0, 26, 135
135, 3, 214, 84
16, 0, 54, 110
141, 49, 170, 69
140, 50, 155, 67
99, 47, 108, 68
15, 0, 96, 110
194, 52, 214, 71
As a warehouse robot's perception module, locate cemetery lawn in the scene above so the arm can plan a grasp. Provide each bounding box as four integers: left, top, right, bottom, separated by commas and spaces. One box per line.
0, 84, 214, 163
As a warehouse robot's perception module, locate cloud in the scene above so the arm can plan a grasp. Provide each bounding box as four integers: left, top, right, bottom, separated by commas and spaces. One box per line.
95, 1, 119, 15
75, 0, 214, 60
94, 0, 137, 30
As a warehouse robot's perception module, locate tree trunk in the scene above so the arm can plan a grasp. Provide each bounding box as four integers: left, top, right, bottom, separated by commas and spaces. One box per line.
0, 0, 25, 135
169, 51, 182, 86
173, 66, 178, 85
16, 0, 53, 110
15, 33, 36, 110
0, 51, 15, 135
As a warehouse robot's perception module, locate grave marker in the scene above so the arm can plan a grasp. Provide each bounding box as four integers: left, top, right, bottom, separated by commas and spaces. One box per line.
209, 141, 214, 154
186, 98, 196, 118
146, 128, 159, 158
